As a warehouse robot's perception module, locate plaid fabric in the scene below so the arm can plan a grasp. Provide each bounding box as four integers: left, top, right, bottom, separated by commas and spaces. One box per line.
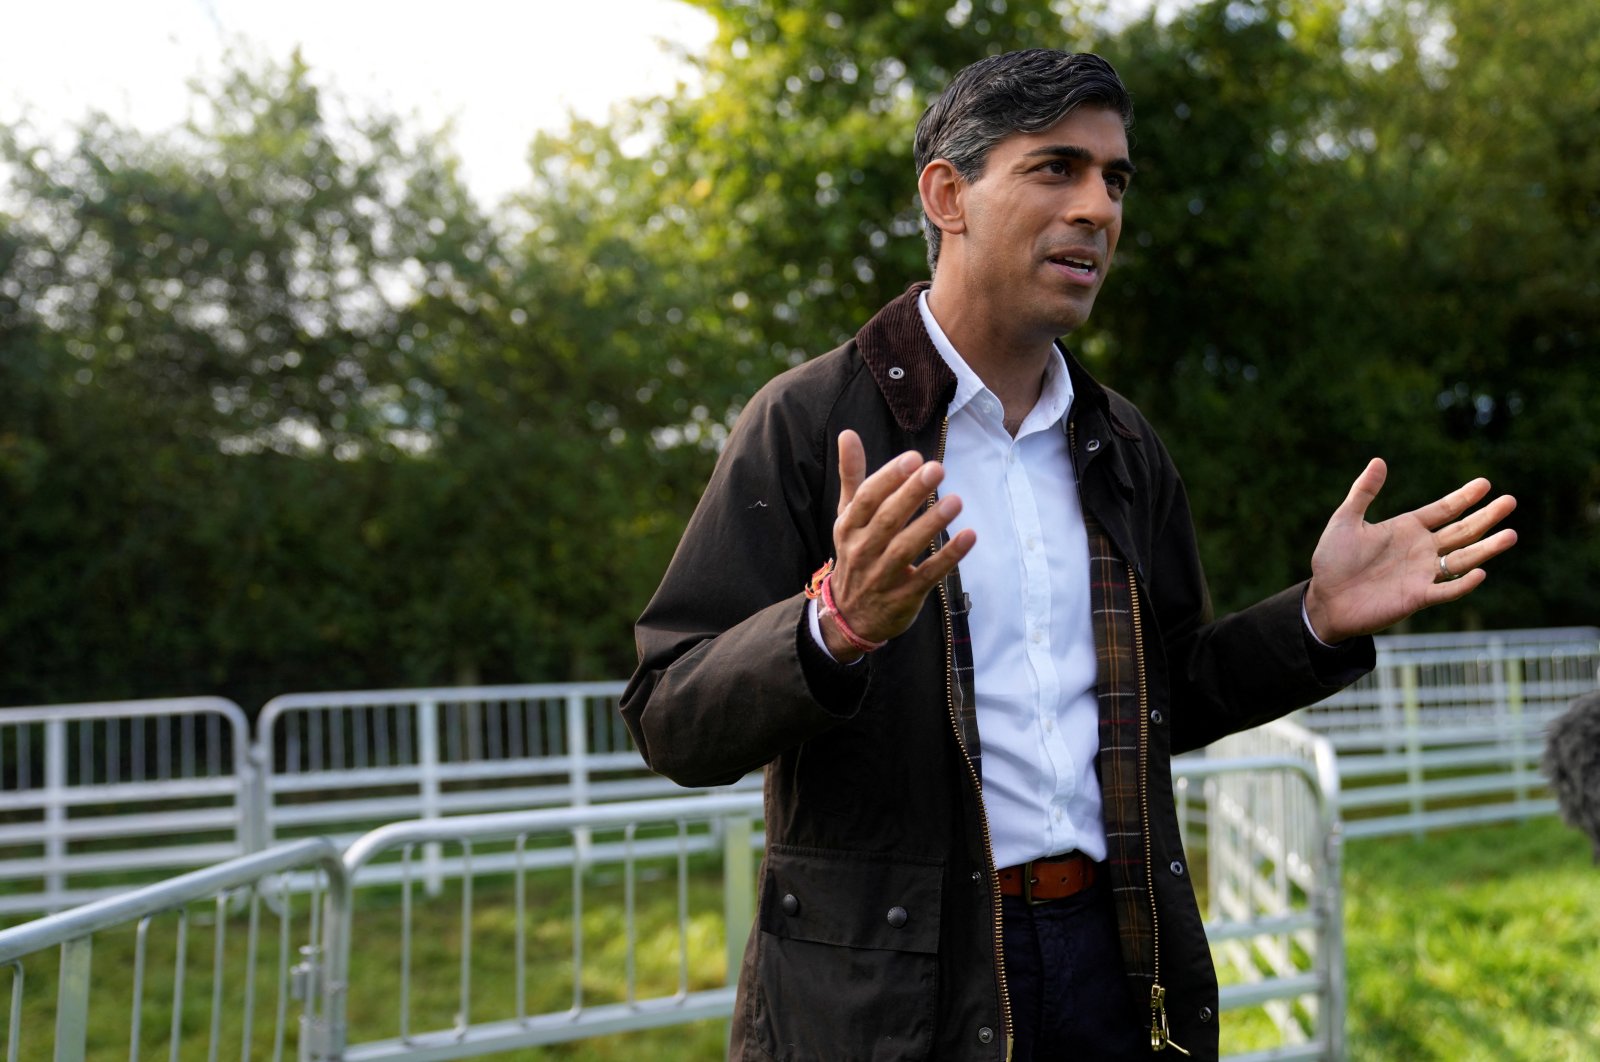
939, 515, 1155, 987
1084, 510, 1157, 987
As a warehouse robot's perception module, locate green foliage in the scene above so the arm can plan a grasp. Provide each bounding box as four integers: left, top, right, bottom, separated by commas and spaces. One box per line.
1, 0, 1595, 708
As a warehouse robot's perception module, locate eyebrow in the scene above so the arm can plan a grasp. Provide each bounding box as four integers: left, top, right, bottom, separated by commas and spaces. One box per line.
1020, 144, 1138, 177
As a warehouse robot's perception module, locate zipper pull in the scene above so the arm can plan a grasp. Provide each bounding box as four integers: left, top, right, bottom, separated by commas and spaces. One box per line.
1149, 984, 1192, 1055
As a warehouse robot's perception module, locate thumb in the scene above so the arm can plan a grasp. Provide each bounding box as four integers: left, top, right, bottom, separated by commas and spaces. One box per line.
1337, 457, 1388, 524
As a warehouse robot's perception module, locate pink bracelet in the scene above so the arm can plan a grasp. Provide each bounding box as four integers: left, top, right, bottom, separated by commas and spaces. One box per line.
804, 559, 887, 654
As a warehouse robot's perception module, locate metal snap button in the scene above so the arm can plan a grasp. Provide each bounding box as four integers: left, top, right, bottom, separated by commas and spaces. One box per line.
781, 893, 800, 915
1085, 438, 1102, 452
888, 366, 905, 380
886, 906, 908, 928
978, 1027, 995, 1044
1199, 1006, 1214, 1022
1150, 708, 1164, 724
1170, 860, 1185, 877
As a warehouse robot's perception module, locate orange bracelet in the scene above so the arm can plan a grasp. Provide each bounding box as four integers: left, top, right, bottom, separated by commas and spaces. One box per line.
804, 559, 887, 654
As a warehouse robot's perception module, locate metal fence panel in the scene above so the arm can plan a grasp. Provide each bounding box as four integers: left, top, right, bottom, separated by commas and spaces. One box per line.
1293, 627, 1599, 837
315, 745, 1344, 1062
0, 838, 345, 1062
0, 698, 254, 921
254, 685, 758, 894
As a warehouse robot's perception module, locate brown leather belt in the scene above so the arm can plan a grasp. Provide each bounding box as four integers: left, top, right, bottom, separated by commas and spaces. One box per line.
997, 852, 1098, 904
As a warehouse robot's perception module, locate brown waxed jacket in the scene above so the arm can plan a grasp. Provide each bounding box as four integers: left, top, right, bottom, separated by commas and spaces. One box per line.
621, 284, 1372, 1060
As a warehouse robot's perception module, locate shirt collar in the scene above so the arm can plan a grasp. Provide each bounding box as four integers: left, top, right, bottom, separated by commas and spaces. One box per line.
916, 289, 1075, 430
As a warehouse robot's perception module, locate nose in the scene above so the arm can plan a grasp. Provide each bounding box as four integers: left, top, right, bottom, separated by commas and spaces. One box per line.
1064, 174, 1119, 230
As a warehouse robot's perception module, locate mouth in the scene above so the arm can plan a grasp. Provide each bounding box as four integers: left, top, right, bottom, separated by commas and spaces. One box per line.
1047, 252, 1100, 286
1043, 252, 1107, 291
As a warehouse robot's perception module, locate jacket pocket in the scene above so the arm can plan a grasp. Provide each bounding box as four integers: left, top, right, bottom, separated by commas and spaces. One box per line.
750, 845, 943, 1061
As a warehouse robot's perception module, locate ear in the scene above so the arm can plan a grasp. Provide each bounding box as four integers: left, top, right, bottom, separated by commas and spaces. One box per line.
917, 159, 967, 240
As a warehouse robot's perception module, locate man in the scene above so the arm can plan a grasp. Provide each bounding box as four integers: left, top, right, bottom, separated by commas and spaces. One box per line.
621, 49, 1516, 1061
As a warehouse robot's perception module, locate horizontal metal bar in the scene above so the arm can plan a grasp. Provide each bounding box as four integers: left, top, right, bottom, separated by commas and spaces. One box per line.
0, 839, 343, 963
1204, 912, 1323, 944
342, 988, 738, 1061
1218, 1044, 1332, 1062
1341, 772, 1547, 809
258, 682, 627, 718
0, 842, 245, 877
341, 792, 766, 872
0, 807, 242, 844
0, 697, 248, 725
0, 778, 244, 809
1344, 800, 1558, 839
1217, 972, 1324, 1010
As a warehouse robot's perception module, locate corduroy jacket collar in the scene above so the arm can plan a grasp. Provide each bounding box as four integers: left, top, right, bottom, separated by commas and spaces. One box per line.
855, 281, 1136, 441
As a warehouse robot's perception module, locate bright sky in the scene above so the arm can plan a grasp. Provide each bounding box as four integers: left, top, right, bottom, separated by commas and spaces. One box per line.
1, 0, 719, 207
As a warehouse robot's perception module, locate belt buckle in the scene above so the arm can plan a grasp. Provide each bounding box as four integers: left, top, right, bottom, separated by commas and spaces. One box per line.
1022, 859, 1047, 906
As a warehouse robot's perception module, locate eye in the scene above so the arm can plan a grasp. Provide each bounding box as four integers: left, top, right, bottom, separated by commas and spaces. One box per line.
1106, 173, 1130, 195
1040, 159, 1071, 176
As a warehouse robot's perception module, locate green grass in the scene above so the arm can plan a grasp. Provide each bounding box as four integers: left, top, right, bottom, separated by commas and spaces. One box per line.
1339, 818, 1599, 1061
2, 820, 1595, 1060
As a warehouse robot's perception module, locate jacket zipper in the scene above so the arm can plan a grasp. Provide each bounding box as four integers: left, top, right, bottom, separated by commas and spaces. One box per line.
1128, 568, 1190, 1056
929, 416, 1013, 1061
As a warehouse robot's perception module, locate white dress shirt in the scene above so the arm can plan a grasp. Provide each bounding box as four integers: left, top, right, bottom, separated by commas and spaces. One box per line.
916, 292, 1106, 867
807, 295, 1109, 867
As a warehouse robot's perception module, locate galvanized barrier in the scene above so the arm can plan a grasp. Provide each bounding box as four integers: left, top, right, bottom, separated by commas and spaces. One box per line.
0, 837, 345, 1062
310, 749, 1342, 1062
253, 684, 757, 893
1294, 627, 1599, 837
0, 698, 256, 919
1198, 720, 1345, 1060
320, 793, 760, 1061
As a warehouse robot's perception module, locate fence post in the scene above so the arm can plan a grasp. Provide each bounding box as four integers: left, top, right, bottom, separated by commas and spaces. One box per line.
418, 699, 444, 896
723, 813, 754, 985
53, 936, 91, 1062
44, 720, 67, 911
567, 693, 592, 865
1402, 663, 1424, 839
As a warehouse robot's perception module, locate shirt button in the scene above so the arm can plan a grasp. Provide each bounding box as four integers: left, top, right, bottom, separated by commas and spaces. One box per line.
1030, 630, 1043, 643
1053, 808, 1063, 821
1043, 719, 1053, 733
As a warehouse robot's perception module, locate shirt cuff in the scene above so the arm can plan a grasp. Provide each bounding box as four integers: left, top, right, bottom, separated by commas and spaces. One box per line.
1300, 595, 1338, 648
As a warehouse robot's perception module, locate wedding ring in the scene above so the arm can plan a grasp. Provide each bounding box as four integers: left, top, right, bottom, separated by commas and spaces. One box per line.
1437, 554, 1461, 581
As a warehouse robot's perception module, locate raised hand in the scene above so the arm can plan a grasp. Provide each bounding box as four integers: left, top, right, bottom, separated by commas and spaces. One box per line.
819, 430, 977, 661
1303, 458, 1518, 644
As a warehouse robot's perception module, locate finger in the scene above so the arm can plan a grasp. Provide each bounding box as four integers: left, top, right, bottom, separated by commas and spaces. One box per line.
906, 527, 977, 589
860, 459, 946, 547
837, 446, 924, 531
880, 492, 965, 571
1434, 494, 1518, 550
1335, 458, 1388, 522
836, 430, 867, 517
1440, 527, 1519, 577
1413, 477, 1493, 531
1424, 566, 1488, 605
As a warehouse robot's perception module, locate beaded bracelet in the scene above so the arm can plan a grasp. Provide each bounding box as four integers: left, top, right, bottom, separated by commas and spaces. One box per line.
804, 559, 887, 654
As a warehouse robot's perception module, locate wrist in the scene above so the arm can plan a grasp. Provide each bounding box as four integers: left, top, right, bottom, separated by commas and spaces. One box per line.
1302, 582, 1344, 645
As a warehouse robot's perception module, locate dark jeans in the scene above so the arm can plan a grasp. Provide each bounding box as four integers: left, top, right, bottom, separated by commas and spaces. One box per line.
1001, 877, 1148, 1060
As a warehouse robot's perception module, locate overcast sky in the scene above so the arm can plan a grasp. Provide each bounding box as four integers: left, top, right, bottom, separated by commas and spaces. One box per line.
1, 0, 718, 206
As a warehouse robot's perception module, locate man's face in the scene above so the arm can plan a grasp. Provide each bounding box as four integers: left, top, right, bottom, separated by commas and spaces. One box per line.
953, 105, 1132, 338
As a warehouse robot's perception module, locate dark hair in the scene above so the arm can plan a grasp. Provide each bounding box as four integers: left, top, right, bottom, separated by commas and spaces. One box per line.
913, 50, 1134, 272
